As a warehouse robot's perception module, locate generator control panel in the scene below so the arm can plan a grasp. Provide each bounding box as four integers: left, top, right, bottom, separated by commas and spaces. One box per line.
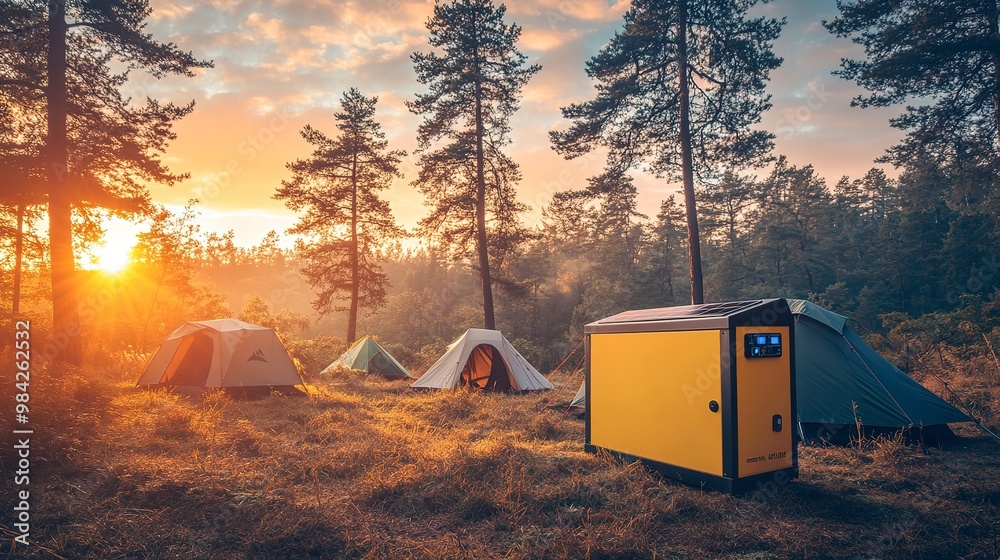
744, 333, 782, 358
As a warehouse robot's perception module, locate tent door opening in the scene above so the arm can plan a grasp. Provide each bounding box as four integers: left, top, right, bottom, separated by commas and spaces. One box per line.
368, 351, 395, 377
460, 344, 513, 391
161, 331, 213, 386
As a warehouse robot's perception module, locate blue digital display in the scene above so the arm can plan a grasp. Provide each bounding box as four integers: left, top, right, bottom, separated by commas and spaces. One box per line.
746, 332, 782, 358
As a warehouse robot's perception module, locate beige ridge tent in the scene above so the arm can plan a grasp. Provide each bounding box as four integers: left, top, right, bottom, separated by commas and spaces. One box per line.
137, 319, 303, 391
411, 328, 552, 391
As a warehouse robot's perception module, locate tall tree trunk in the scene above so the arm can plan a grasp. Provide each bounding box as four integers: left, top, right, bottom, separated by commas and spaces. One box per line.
474, 70, 496, 330
12, 202, 24, 315
47, 0, 83, 365
990, 2, 1000, 153
677, 0, 705, 305
347, 150, 359, 344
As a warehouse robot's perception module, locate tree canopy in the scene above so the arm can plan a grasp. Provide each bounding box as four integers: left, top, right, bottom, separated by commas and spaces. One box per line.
275, 89, 404, 343
826, 0, 1000, 165
551, 0, 784, 304
0, 0, 210, 364
409, 0, 539, 330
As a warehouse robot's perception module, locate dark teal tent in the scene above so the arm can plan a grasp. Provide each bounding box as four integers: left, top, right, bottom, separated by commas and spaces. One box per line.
790, 299, 970, 440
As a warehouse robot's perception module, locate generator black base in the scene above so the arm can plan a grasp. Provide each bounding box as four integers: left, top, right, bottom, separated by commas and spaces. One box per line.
585, 444, 799, 494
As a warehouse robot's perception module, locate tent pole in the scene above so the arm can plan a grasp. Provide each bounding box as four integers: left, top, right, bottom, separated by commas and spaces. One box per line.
550, 338, 584, 378
983, 333, 1000, 374
851, 319, 988, 433
540, 339, 585, 408
974, 422, 1000, 443
544, 352, 586, 409
844, 334, 913, 426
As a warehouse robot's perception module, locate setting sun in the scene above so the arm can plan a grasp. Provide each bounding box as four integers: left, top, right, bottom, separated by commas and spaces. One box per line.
85, 219, 139, 273
90, 242, 132, 273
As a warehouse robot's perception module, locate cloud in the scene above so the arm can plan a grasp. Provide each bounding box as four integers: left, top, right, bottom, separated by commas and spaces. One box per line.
520, 26, 581, 52
149, 0, 195, 20
138, 0, 907, 242
506, 0, 629, 24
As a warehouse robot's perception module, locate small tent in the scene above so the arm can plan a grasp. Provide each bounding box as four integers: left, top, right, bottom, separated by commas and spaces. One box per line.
321, 336, 412, 379
411, 329, 552, 391
568, 379, 586, 408
137, 319, 303, 392
789, 299, 969, 440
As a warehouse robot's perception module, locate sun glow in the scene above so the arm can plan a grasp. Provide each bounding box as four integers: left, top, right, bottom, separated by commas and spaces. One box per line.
86, 220, 139, 273
90, 241, 133, 273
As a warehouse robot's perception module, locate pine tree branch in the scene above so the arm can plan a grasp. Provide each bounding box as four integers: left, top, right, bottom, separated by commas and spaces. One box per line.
0, 78, 44, 92
688, 64, 726, 88
0, 22, 47, 35
635, 58, 678, 79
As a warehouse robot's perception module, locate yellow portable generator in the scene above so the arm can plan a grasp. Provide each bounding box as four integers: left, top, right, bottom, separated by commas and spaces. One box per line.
583, 298, 797, 493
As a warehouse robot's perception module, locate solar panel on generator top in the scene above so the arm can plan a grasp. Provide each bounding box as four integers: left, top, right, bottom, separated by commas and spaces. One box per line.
597, 300, 763, 324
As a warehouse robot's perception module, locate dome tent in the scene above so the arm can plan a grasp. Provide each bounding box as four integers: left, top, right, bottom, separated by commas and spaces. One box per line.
411, 329, 552, 391
321, 336, 412, 379
789, 299, 969, 440
137, 319, 303, 393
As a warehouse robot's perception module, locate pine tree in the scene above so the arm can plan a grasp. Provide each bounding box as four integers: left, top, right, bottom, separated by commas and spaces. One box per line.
585, 172, 647, 275
0, 117, 45, 316
0, 0, 210, 364
275, 89, 404, 344
826, 0, 1000, 164
647, 196, 689, 305
747, 157, 838, 295
550, 0, 783, 304
828, 2, 1000, 306
408, 0, 539, 330
698, 172, 755, 300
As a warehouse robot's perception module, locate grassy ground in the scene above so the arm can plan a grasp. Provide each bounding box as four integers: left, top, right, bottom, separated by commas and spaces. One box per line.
1, 360, 998, 559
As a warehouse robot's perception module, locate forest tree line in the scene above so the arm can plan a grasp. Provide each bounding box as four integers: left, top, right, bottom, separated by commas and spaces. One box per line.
2, 0, 999, 370
4, 146, 997, 375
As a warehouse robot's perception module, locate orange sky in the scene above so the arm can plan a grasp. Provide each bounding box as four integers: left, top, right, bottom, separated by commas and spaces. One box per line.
121, 0, 904, 249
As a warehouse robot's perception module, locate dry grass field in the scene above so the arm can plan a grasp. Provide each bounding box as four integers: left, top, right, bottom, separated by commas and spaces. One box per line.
1, 357, 998, 559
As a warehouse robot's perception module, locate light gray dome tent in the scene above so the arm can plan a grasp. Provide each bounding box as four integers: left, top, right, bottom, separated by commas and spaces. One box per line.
412, 329, 552, 391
